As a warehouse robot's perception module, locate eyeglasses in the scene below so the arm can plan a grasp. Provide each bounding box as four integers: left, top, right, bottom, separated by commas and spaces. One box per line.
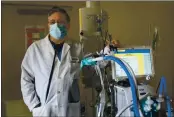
48, 19, 67, 25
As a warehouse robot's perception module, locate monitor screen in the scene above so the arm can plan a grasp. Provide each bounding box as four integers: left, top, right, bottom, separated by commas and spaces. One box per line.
114, 47, 154, 78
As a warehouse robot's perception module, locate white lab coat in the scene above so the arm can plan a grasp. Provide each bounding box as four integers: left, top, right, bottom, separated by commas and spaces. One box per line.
21, 35, 81, 117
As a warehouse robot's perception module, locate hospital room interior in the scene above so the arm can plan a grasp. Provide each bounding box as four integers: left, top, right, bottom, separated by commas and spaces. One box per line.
2, 1, 174, 117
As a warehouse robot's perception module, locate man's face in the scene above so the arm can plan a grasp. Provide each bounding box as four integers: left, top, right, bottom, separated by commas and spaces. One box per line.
48, 12, 70, 32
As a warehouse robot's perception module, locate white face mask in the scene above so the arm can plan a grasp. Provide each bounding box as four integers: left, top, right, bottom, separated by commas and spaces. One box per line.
49, 23, 67, 40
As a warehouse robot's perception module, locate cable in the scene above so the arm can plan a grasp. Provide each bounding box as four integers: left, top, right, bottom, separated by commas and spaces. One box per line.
155, 80, 160, 94
83, 55, 141, 116
109, 52, 138, 91
103, 56, 141, 117
119, 58, 138, 91
95, 65, 106, 117
116, 103, 133, 117
102, 30, 108, 56
110, 52, 139, 100
112, 54, 140, 105
95, 65, 104, 88
116, 93, 149, 117
119, 58, 139, 100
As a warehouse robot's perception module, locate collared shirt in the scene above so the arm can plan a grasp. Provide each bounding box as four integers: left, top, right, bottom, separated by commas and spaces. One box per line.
49, 38, 64, 61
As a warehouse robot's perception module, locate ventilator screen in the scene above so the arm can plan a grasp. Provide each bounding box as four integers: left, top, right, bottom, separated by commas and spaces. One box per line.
114, 47, 154, 78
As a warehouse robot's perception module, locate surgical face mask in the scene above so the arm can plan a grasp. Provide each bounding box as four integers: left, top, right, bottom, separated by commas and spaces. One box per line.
49, 23, 67, 40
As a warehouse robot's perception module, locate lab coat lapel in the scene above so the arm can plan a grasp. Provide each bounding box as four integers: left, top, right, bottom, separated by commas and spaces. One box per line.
61, 43, 70, 62
44, 35, 57, 72
58, 43, 70, 80
44, 35, 70, 69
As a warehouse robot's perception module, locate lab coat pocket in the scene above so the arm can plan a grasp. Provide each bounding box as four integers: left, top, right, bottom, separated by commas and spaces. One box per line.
32, 106, 44, 117
67, 101, 80, 117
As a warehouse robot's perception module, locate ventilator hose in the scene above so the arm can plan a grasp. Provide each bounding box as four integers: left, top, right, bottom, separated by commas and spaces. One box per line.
103, 56, 140, 117
158, 76, 172, 117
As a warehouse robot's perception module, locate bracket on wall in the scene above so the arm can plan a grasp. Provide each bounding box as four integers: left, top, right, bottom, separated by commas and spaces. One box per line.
17, 9, 50, 15
2, 3, 73, 15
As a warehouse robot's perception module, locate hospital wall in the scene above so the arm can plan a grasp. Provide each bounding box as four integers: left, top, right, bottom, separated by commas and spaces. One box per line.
2, 1, 174, 116
101, 1, 174, 96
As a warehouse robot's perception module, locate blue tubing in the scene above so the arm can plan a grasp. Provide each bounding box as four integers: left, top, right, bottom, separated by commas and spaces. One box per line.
103, 56, 140, 117
159, 77, 167, 96
166, 96, 172, 117
158, 77, 172, 117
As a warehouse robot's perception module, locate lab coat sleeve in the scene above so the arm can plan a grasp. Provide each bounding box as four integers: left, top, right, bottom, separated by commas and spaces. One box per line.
69, 42, 82, 79
21, 45, 40, 112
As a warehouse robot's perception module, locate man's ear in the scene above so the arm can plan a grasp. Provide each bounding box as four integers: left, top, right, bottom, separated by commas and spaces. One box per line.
47, 23, 50, 30
66, 23, 70, 30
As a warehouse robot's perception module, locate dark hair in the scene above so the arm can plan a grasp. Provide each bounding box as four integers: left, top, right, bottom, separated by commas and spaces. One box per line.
48, 6, 70, 23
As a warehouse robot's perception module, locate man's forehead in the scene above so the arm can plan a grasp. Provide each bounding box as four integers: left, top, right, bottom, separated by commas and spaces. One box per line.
48, 12, 66, 21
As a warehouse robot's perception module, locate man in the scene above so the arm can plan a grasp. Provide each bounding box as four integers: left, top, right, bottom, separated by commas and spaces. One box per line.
21, 6, 119, 117
21, 6, 81, 117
